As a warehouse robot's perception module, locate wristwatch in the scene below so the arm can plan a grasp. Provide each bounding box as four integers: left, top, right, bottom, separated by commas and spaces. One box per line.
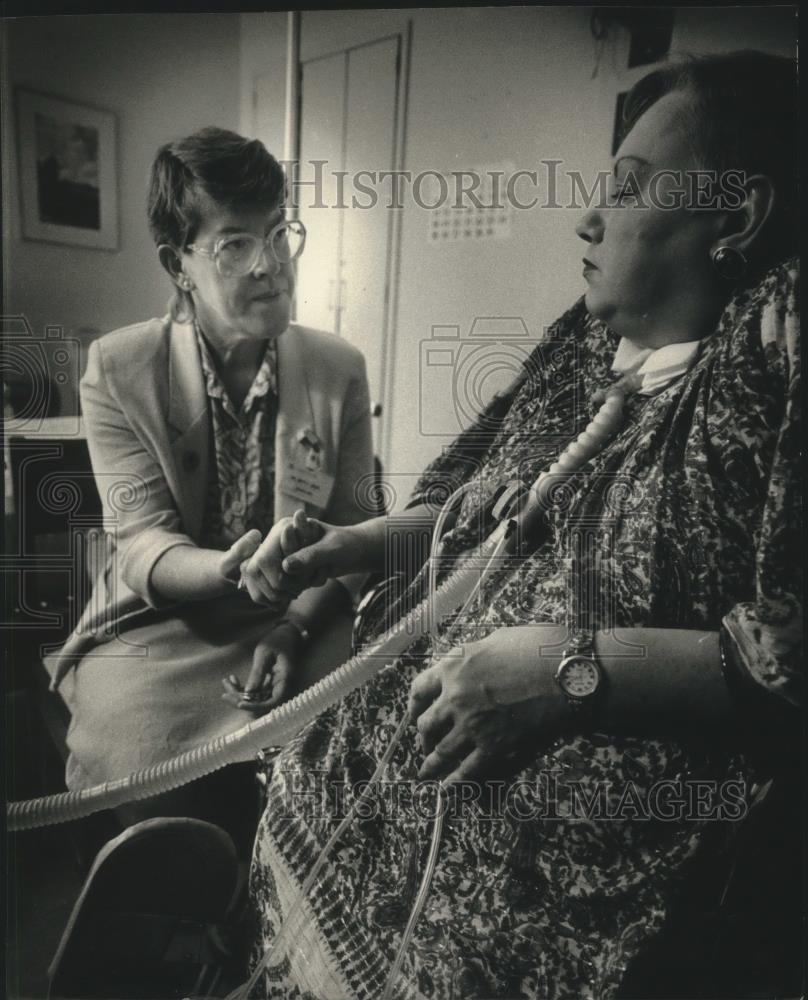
554, 628, 605, 726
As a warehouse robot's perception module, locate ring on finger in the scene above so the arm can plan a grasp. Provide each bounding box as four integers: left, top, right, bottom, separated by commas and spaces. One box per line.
241, 690, 265, 703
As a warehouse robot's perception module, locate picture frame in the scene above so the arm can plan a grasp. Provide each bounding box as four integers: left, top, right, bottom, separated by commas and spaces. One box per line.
15, 88, 118, 251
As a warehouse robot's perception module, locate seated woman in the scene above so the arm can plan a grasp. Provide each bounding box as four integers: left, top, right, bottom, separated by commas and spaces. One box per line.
244, 52, 800, 996
48, 127, 374, 849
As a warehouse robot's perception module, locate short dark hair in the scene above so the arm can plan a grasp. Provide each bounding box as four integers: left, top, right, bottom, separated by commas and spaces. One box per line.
620, 51, 798, 269
147, 126, 286, 247
147, 126, 286, 319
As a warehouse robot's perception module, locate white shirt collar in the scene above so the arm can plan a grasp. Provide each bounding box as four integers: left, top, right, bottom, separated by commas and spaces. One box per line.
611, 337, 702, 395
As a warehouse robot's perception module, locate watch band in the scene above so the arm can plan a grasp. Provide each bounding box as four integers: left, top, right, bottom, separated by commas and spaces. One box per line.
563, 626, 596, 657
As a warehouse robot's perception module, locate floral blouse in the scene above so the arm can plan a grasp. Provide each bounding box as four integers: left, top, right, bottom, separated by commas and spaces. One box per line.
196, 328, 278, 549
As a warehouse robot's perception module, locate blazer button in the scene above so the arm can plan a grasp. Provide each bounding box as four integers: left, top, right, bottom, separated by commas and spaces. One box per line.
183, 451, 200, 473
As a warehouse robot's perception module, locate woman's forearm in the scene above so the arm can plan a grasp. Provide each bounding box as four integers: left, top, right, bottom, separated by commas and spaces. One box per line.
412, 624, 744, 784
286, 578, 353, 629
337, 502, 441, 575
591, 628, 734, 735
149, 543, 235, 601
505, 624, 734, 736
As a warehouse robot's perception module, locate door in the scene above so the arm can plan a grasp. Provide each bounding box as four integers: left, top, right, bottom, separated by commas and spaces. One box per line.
294, 35, 404, 455
296, 52, 345, 335
339, 37, 400, 413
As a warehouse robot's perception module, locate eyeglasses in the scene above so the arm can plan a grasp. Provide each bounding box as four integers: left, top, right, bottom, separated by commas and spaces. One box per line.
186, 219, 306, 277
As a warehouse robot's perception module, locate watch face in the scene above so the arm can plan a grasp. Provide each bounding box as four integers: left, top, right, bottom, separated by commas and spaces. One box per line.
559, 656, 600, 699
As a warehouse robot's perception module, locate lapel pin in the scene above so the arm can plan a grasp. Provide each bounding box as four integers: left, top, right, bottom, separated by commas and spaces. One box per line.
296, 428, 321, 452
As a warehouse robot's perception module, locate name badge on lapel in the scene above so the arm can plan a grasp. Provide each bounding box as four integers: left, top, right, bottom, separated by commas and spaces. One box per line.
283, 428, 335, 508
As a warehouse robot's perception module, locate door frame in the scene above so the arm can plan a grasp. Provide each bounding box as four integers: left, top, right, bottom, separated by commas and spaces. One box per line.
289, 20, 412, 469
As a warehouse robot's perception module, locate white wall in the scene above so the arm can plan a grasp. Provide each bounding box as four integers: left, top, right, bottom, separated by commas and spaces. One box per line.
1, 13, 241, 413
296, 7, 797, 501
239, 11, 288, 158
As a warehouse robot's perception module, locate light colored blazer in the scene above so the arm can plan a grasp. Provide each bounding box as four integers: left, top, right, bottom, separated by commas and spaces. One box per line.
49, 316, 374, 689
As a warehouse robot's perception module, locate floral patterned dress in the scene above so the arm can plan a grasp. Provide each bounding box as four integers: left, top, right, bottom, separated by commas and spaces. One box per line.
248, 260, 800, 999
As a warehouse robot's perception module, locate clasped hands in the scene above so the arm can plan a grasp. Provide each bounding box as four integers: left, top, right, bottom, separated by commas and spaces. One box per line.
221, 511, 575, 776
217, 511, 321, 713
218, 510, 354, 714
216, 510, 323, 612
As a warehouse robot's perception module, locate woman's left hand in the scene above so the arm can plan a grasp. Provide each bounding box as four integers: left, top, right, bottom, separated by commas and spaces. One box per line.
408, 625, 575, 784
221, 621, 304, 714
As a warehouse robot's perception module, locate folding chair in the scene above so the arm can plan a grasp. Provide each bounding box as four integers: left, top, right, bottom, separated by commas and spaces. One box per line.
48, 817, 242, 999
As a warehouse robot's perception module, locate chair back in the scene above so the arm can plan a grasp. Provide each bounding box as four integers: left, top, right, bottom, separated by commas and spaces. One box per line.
48, 817, 239, 999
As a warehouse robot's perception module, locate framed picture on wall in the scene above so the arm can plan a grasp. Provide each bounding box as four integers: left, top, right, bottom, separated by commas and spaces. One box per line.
15, 89, 118, 250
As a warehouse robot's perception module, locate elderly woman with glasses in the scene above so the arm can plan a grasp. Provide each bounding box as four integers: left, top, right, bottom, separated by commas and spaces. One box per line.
47, 127, 374, 850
